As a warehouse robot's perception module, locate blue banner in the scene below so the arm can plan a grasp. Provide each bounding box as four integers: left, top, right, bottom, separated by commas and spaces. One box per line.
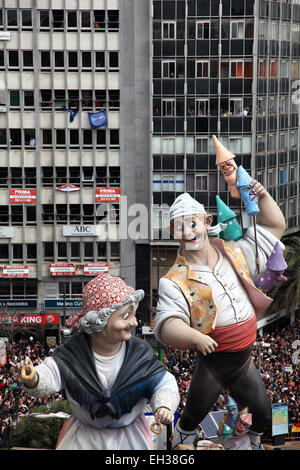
88, 109, 107, 129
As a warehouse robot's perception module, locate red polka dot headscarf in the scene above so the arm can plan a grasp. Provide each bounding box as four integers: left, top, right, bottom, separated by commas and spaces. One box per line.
65, 272, 139, 330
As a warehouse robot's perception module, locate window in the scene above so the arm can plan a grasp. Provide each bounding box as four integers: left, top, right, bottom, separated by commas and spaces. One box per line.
278, 168, 287, 185
24, 129, 35, 147
96, 130, 106, 148
53, 10, 64, 30
229, 99, 243, 116
44, 242, 54, 260
21, 10, 32, 29
84, 242, 94, 260
24, 91, 34, 108
195, 99, 209, 116
68, 90, 79, 109
162, 21, 176, 39
27, 244, 37, 261
153, 173, 184, 192
56, 204, 67, 223
54, 51, 64, 69
83, 205, 94, 223
94, 10, 105, 29
69, 167, 80, 185
195, 137, 208, 154
195, 174, 208, 191
26, 206, 36, 225
109, 90, 119, 109
0, 51, 4, 69
70, 129, 79, 147
82, 52, 92, 69
268, 97, 277, 115
0, 169, 8, 186
256, 135, 265, 152
7, 10, 18, 29
0, 130, 6, 147
83, 130, 93, 148
71, 242, 80, 260
43, 129, 52, 148
8, 51, 19, 69
231, 21, 244, 38
25, 168, 36, 187
0, 206, 9, 224
110, 130, 119, 148
13, 244, 23, 261
269, 60, 278, 78
0, 244, 9, 261
107, 10, 119, 31
57, 242, 67, 260
111, 242, 120, 259
40, 11, 50, 29
41, 89, 52, 108
56, 129, 66, 147
268, 169, 276, 187
42, 167, 53, 187
97, 242, 107, 259
162, 99, 176, 116
196, 61, 209, 78
67, 11, 77, 29
229, 137, 243, 153
82, 167, 94, 184
109, 52, 119, 69
10, 129, 22, 147
10, 91, 20, 109
196, 21, 210, 39
82, 90, 93, 108
230, 61, 243, 78
68, 51, 78, 69
81, 11, 91, 29
162, 61, 175, 79
95, 52, 105, 69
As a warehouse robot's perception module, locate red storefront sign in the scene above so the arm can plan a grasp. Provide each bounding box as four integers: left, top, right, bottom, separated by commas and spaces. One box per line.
50, 263, 109, 276
0, 314, 59, 325
2, 265, 29, 278
95, 188, 120, 202
10, 189, 36, 204
50, 264, 75, 276
83, 263, 109, 276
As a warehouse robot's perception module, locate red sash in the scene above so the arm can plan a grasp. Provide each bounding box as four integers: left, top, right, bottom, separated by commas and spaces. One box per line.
209, 314, 257, 352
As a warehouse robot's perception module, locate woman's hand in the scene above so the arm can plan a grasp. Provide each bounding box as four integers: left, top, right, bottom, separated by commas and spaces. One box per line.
12, 356, 38, 388
154, 407, 173, 425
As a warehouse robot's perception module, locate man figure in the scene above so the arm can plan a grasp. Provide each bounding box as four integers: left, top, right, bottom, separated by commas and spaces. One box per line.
153, 182, 286, 449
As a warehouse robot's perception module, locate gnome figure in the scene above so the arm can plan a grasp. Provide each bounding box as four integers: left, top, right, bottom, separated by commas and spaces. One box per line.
254, 241, 288, 293
236, 166, 260, 216
216, 195, 243, 242
213, 135, 240, 199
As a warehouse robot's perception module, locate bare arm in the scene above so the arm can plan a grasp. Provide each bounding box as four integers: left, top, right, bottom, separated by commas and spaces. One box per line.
160, 318, 218, 356
251, 180, 286, 240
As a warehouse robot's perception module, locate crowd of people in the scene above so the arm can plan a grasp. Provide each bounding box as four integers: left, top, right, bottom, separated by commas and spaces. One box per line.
0, 338, 65, 448
0, 317, 299, 447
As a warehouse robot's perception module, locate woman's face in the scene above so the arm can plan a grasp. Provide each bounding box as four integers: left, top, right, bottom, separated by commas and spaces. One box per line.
102, 302, 139, 345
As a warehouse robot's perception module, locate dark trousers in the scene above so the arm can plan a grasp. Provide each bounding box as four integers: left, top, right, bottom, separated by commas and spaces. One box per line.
180, 347, 271, 434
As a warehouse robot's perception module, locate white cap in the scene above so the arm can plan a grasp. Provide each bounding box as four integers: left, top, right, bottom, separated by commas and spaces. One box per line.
169, 193, 207, 221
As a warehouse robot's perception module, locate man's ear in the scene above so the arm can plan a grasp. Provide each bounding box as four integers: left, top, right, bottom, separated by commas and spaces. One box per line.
205, 214, 213, 227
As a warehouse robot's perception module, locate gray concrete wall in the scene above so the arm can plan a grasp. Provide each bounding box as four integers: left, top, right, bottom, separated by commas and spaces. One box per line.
120, 0, 151, 288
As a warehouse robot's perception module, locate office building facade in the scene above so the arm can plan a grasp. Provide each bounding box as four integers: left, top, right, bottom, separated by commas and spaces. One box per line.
149, 0, 300, 319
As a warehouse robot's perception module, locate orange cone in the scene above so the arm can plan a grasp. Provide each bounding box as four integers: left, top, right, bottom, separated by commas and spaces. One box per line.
212, 135, 236, 165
